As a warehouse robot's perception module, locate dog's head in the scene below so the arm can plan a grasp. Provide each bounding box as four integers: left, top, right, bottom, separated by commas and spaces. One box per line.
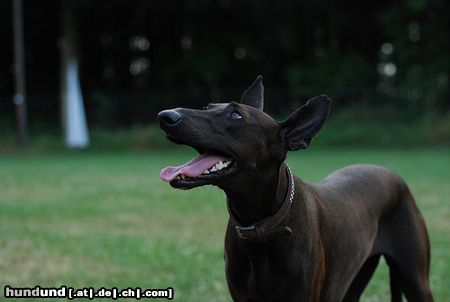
158, 76, 331, 190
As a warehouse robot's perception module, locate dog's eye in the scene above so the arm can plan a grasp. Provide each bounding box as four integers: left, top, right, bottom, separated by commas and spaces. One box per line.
229, 111, 242, 120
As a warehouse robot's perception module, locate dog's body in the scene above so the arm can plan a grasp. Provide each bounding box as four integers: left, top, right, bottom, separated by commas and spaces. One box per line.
224, 164, 432, 302
158, 76, 433, 301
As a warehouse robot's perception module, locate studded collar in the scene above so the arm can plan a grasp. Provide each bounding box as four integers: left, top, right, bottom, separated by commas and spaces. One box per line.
227, 163, 295, 243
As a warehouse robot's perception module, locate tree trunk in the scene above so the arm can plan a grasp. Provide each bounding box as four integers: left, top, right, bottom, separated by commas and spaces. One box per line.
12, 0, 29, 145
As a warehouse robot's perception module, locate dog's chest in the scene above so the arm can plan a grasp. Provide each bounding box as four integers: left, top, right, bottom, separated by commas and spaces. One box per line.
244, 250, 300, 300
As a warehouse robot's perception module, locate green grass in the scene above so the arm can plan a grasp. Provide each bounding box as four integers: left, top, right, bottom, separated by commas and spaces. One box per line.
0, 148, 449, 301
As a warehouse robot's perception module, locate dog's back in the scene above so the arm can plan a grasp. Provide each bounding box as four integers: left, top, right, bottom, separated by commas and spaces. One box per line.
306, 164, 432, 301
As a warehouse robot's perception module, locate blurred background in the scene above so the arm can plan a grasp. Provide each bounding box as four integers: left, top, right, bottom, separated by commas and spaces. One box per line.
0, 0, 449, 148
0, 1, 449, 301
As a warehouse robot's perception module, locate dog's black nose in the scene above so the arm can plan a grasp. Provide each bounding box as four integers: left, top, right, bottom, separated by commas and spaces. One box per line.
158, 110, 181, 126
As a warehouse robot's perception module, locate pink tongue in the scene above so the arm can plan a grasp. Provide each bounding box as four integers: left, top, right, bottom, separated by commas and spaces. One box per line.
160, 154, 230, 182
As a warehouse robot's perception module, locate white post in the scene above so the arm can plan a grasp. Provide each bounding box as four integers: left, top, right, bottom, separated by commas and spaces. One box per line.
64, 58, 89, 148
60, 2, 89, 149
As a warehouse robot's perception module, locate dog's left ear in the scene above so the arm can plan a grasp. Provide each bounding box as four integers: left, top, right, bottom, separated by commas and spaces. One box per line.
279, 95, 331, 151
240, 75, 264, 110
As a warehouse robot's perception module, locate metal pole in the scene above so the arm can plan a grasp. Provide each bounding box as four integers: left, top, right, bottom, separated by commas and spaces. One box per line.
12, 0, 29, 145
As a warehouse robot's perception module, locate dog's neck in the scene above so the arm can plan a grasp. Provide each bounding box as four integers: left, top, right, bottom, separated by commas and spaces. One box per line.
224, 162, 291, 226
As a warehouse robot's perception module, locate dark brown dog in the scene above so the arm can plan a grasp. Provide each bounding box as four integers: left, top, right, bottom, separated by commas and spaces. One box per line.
158, 76, 433, 301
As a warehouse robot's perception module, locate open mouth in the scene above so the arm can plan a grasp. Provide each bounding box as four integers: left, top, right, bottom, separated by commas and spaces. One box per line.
160, 147, 238, 189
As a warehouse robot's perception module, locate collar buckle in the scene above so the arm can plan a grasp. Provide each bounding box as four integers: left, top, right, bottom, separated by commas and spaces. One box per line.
235, 225, 255, 239
229, 163, 295, 243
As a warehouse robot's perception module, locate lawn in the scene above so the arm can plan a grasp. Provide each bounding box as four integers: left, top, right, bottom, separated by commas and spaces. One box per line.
0, 148, 449, 301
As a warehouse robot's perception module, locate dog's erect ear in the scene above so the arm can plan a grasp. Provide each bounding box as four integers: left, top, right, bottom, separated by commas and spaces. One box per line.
240, 75, 264, 110
279, 95, 331, 151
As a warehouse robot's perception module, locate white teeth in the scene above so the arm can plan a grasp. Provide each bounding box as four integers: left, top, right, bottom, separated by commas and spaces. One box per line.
200, 160, 233, 175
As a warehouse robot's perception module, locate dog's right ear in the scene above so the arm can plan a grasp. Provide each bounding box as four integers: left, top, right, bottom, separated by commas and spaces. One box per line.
240, 75, 264, 110
279, 95, 331, 151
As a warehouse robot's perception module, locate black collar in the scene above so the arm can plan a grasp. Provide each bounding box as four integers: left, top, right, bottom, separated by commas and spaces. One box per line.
227, 163, 295, 243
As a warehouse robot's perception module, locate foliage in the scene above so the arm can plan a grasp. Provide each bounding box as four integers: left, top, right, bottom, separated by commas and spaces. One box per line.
0, 0, 448, 132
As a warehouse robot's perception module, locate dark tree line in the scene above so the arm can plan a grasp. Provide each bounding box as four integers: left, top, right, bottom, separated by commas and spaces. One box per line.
0, 0, 448, 129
